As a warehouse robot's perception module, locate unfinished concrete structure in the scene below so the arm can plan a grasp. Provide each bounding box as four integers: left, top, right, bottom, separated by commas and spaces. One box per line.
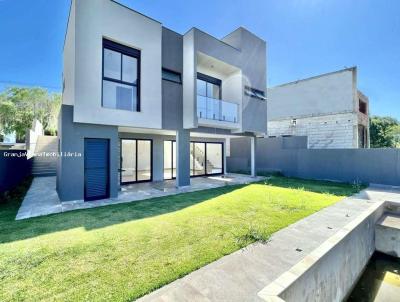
267, 67, 369, 149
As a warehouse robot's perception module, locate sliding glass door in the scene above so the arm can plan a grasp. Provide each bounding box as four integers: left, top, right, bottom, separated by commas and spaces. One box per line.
191, 142, 206, 176
121, 140, 137, 183
206, 143, 223, 174
120, 139, 152, 184
164, 140, 223, 180
164, 141, 177, 180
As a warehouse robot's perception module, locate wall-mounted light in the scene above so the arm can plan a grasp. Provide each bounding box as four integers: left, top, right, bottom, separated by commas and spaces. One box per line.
291, 118, 297, 126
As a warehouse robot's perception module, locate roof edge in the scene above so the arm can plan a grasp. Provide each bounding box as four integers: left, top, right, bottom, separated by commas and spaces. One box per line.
269, 66, 357, 90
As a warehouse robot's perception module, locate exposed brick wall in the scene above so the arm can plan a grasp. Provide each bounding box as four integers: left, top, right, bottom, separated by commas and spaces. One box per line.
268, 113, 359, 149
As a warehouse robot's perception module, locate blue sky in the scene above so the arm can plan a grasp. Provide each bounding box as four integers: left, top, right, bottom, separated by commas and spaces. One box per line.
0, 0, 399, 118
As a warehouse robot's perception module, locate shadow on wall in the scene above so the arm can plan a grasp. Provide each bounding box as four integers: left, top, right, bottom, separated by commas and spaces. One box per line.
227, 136, 400, 187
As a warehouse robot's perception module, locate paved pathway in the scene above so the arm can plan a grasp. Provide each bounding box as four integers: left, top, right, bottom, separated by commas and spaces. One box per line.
137, 185, 400, 302
16, 174, 264, 220
16, 176, 62, 219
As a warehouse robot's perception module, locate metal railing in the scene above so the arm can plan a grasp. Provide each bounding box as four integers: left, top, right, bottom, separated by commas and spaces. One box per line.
197, 95, 239, 123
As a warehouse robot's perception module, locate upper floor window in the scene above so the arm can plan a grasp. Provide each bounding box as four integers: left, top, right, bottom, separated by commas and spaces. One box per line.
197, 73, 221, 100
162, 68, 182, 84
102, 39, 140, 111
245, 86, 266, 101
359, 99, 367, 114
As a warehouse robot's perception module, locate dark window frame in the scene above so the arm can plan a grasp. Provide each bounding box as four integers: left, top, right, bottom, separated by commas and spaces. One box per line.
120, 138, 153, 185
359, 99, 367, 114
163, 140, 224, 180
244, 86, 266, 101
102, 39, 141, 112
197, 72, 222, 99
162, 68, 182, 84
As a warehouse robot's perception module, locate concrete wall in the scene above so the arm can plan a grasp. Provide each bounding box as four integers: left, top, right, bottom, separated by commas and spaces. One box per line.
375, 210, 400, 258
266, 67, 371, 149
268, 68, 356, 120
62, 0, 75, 106
268, 112, 358, 149
182, 29, 197, 130
162, 27, 183, 130
67, 0, 163, 129
228, 137, 400, 186
259, 201, 385, 302
57, 105, 119, 201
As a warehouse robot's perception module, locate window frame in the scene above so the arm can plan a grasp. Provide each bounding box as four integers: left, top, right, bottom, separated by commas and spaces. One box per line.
244, 86, 266, 101
162, 68, 182, 84
359, 99, 367, 114
102, 39, 141, 112
163, 140, 224, 180
197, 72, 222, 99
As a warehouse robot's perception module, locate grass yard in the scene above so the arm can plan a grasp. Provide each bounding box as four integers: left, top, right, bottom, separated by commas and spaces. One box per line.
0, 176, 362, 302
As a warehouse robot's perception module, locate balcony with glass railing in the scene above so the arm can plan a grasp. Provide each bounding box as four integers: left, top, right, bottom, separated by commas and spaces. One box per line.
197, 95, 239, 124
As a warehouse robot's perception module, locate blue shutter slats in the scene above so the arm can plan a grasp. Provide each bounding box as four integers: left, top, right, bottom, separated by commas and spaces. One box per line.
84, 139, 109, 201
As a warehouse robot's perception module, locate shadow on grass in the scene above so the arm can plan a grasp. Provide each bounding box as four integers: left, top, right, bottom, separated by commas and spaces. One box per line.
0, 179, 248, 244
0, 175, 360, 244
262, 175, 364, 197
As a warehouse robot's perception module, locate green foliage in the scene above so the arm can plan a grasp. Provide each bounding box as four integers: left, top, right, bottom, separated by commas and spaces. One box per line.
370, 115, 400, 148
0, 87, 61, 140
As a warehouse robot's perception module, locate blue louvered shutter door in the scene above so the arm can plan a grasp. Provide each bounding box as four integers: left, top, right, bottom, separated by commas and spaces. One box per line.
84, 139, 109, 200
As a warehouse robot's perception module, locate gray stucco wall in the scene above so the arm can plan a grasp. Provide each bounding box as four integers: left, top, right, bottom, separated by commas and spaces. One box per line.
58, 102, 228, 202
162, 27, 184, 130
57, 105, 119, 201
183, 27, 268, 133
228, 137, 400, 186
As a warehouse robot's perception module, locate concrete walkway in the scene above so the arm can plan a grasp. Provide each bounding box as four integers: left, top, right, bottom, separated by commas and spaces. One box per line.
16, 174, 264, 220
16, 176, 62, 219
137, 185, 400, 302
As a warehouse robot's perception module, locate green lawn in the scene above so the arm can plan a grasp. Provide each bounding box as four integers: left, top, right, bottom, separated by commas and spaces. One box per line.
0, 177, 361, 302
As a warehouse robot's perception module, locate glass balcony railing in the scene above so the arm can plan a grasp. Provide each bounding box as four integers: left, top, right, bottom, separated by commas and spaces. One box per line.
197, 95, 239, 123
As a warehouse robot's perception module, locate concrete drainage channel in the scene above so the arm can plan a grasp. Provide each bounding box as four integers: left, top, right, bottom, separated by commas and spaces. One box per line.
257, 200, 400, 302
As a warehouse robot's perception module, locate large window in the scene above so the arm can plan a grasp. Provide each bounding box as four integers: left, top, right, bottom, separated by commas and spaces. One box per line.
120, 139, 152, 184
164, 140, 223, 180
102, 39, 140, 111
197, 73, 221, 100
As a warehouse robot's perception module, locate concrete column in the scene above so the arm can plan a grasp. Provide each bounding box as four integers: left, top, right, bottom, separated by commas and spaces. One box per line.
250, 136, 256, 177
152, 137, 164, 182
176, 129, 190, 187
224, 138, 229, 175
224, 152, 227, 175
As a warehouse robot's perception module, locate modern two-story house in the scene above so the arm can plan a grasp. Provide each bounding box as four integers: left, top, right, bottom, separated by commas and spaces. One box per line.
56, 0, 268, 201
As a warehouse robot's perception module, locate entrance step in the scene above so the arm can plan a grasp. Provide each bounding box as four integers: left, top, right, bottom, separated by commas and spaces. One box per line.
375, 214, 400, 258
32, 135, 58, 177
34, 135, 58, 153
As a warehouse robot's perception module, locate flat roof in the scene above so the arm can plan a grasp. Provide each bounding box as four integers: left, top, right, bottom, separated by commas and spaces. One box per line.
269, 66, 357, 89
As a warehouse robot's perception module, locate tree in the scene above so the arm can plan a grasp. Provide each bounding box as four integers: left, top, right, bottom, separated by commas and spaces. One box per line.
370, 116, 400, 148
0, 87, 61, 141
392, 124, 400, 147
